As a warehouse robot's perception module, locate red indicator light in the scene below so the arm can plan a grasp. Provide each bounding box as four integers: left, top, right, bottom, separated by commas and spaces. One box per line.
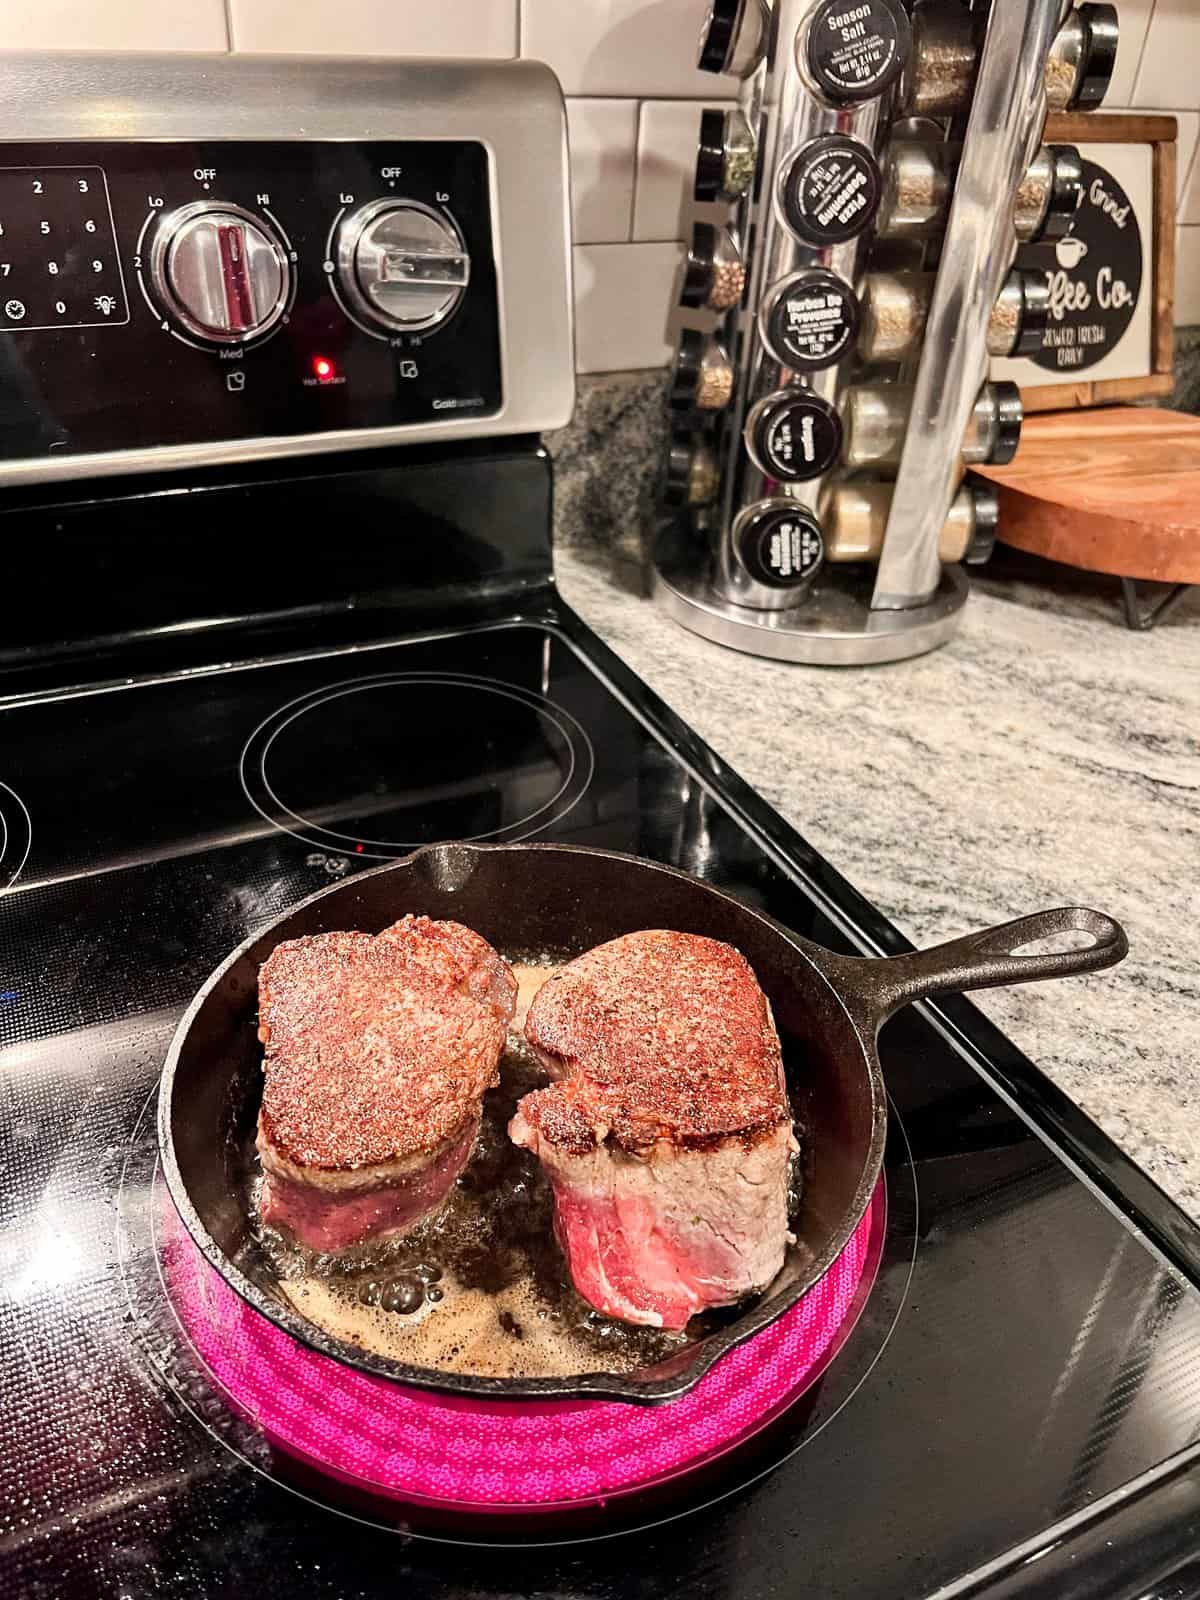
312, 355, 335, 380
355, 843, 364, 854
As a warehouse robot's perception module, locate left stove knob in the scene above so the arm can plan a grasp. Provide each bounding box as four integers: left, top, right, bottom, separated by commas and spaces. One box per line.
148, 202, 291, 346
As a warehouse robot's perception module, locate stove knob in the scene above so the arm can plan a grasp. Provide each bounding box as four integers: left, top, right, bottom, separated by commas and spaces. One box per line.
149, 202, 290, 346
334, 200, 470, 334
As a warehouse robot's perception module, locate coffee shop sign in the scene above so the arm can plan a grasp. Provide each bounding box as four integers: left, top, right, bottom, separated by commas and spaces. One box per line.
1047, 177, 1134, 321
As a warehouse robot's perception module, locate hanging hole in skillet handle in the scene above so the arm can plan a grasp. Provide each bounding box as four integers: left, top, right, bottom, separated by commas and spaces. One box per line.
834, 907, 1129, 1028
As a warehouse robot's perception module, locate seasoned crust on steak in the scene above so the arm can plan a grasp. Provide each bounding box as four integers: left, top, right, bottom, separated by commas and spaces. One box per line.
258, 915, 516, 1172
520, 929, 789, 1155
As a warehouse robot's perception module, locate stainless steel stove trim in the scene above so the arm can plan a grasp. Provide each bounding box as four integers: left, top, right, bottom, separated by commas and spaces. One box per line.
653, 544, 968, 665
0, 53, 575, 486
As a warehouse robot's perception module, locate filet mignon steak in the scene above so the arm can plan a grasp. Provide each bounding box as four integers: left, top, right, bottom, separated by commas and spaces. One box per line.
256, 916, 516, 1251
510, 929, 796, 1330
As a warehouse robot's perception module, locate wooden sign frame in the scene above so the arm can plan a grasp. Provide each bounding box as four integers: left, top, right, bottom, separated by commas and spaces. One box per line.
1018, 112, 1177, 414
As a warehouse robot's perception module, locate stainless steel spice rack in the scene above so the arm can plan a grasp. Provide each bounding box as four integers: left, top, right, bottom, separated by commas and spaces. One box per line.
654, 0, 1118, 665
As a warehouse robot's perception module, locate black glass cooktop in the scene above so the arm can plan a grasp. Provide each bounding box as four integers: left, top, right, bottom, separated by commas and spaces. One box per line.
3, 613, 1200, 1600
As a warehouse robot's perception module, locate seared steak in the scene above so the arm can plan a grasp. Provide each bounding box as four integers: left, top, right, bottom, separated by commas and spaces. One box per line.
510, 930, 795, 1329
257, 916, 516, 1251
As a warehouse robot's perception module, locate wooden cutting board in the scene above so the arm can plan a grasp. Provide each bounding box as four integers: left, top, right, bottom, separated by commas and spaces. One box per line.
972, 407, 1200, 583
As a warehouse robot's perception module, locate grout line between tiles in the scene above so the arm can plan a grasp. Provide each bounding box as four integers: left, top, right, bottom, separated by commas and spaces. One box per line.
1129, 0, 1158, 107
631, 100, 651, 244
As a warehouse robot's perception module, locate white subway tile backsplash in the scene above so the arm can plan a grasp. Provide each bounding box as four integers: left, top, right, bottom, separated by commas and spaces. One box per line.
633, 100, 727, 242
566, 99, 637, 244
5, 0, 227, 49
1133, 0, 1200, 111
1175, 225, 1200, 324
574, 241, 683, 371
1096, 0, 1153, 110
230, 0, 516, 56
1173, 112, 1200, 216
521, 0, 737, 98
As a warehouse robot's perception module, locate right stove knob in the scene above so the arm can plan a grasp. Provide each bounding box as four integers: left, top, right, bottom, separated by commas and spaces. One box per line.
334, 199, 470, 336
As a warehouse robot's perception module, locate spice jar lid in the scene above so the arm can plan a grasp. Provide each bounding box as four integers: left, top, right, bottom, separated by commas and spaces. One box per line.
1040, 145, 1084, 242
747, 389, 843, 481
669, 328, 706, 410
964, 480, 1000, 566
694, 108, 728, 201
1014, 270, 1050, 356
664, 430, 695, 505
779, 134, 882, 247
760, 268, 860, 373
802, 0, 911, 105
1074, 3, 1119, 110
733, 500, 825, 588
697, 0, 742, 73
681, 222, 719, 308
989, 381, 1023, 466
664, 430, 719, 507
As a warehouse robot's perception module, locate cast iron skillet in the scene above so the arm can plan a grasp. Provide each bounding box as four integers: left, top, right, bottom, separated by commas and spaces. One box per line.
158, 841, 1127, 1405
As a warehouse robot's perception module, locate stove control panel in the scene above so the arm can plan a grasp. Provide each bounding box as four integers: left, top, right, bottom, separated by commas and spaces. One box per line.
0, 140, 502, 470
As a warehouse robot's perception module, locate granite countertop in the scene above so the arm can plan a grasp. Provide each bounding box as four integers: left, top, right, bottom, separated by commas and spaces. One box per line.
554, 539, 1200, 1228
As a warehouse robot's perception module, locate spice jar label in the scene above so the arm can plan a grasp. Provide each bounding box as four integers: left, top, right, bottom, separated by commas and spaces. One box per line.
738, 505, 825, 587
751, 392, 842, 480
805, 0, 909, 101
764, 272, 859, 371
783, 136, 881, 246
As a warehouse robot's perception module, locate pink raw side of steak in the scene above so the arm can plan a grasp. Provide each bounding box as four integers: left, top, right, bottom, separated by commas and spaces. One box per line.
511, 930, 795, 1328
257, 1116, 479, 1253
511, 1107, 795, 1330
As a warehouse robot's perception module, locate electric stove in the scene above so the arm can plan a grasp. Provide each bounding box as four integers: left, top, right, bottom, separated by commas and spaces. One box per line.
3, 52, 1200, 1600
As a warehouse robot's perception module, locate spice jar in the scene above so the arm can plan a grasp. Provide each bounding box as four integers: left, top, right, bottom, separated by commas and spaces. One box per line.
797, 0, 912, 106
694, 107, 757, 204
697, 0, 768, 77
822, 479, 999, 564
899, 0, 977, 117
876, 140, 951, 240
664, 430, 721, 507
1045, 3, 1118, 110
732, 499, 825, 589
901, 1, 1117, 117
843, 379, 1022, 471
858, 268, 1048, 363
680, 222, 746, 311
1014, 144, 1083, 242
877, 142, 1083, 244
670, 328, 735, 413
778, 133, 882, 247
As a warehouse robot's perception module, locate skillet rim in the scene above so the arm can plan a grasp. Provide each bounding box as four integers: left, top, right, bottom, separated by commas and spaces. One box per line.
156, 840, 888, 1406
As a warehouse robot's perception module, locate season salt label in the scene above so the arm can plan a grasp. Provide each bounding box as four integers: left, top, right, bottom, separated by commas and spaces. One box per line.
804, 0, 909, 102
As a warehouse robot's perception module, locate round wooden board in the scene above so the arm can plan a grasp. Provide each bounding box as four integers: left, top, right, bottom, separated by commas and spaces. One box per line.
972, 407, 1200, 583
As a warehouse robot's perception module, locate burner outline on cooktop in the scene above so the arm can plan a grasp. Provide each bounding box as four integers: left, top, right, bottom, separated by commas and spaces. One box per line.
117, 1086, 917, 1548
0, 780, 32, 891
239, 672, 596, 859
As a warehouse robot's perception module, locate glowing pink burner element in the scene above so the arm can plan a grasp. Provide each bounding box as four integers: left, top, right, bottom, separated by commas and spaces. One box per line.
164, 1185, 882, 1512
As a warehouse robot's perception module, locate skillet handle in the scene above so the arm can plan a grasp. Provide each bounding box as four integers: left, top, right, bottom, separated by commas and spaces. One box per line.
831, 907, 1128, 1028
